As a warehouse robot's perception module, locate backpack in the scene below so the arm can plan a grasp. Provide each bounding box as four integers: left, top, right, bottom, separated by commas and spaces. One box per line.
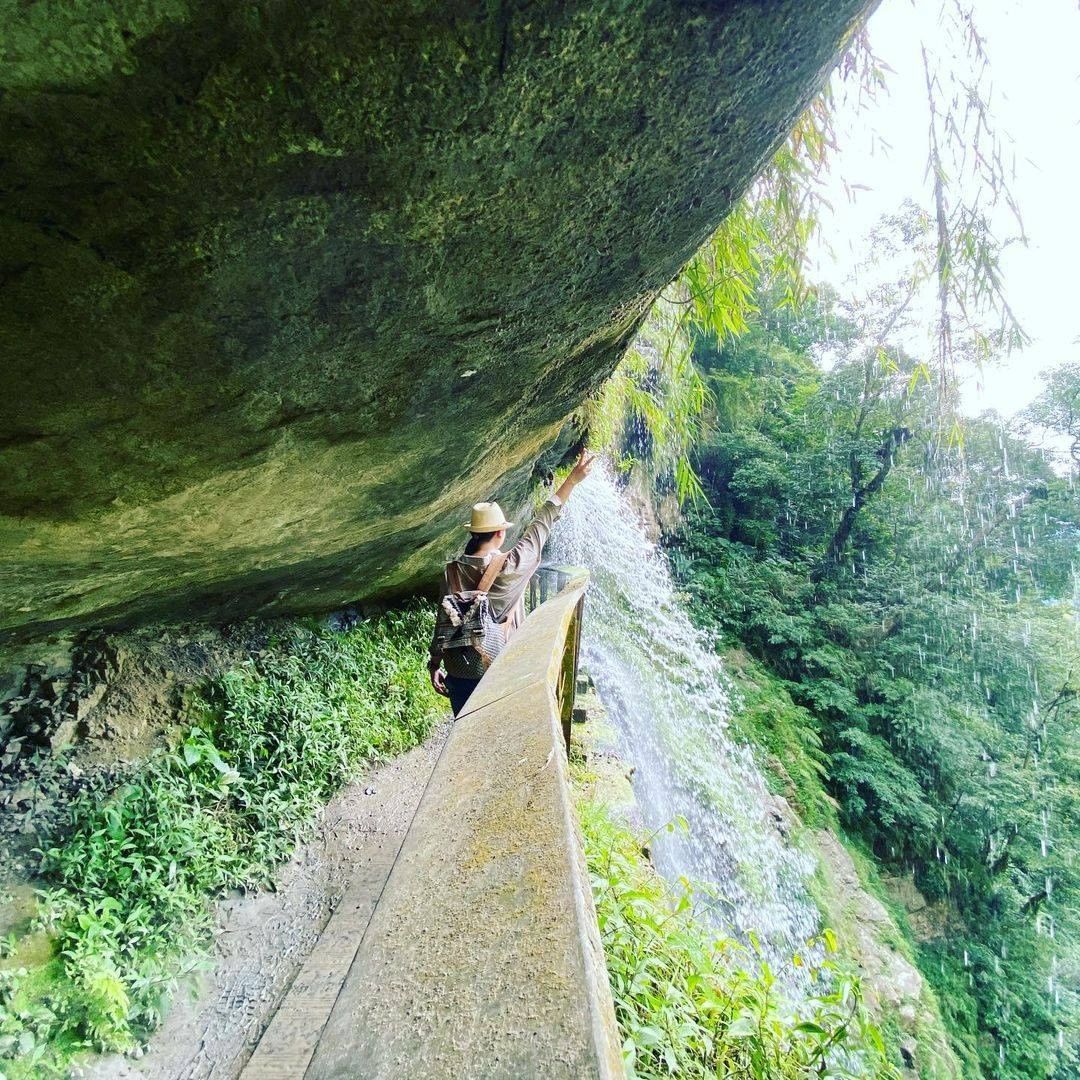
435, 552, 509, 676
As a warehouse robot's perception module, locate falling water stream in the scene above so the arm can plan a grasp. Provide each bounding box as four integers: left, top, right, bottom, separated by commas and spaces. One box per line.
551, 466, 818, 968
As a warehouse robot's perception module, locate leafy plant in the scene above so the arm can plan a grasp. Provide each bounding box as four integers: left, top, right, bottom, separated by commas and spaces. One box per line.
672, 280, 1080, 1078
578, 800, 900, 1078
1, 609, 441, 1073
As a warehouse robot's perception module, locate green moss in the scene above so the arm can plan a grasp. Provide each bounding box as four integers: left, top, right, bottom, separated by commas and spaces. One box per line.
0, 1, 194, 90
0, 0, 872, 642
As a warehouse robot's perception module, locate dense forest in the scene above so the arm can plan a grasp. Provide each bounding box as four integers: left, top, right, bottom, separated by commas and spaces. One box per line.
641, 254, 1080, 1076
585, 8, 1080, 1072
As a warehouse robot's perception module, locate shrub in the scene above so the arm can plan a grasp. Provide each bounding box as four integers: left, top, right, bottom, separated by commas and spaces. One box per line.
578, 800, 900, 1079
1, 609, 441, 1073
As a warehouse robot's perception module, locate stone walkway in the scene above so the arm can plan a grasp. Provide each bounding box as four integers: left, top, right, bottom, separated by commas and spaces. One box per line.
78, 723, 450, 1080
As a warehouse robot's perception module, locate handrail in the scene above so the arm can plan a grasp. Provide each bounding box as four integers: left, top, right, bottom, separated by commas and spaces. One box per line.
524, 564, 587, 748
305, 568, 622, 1079
526, 562, 587, 614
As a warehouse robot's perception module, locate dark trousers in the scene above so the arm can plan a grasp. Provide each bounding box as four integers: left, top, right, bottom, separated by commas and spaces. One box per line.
446, 675, 481, 717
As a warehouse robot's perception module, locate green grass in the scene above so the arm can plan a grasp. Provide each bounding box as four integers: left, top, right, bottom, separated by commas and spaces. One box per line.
0, 608, 441, 1077
577, 799, 900, 1079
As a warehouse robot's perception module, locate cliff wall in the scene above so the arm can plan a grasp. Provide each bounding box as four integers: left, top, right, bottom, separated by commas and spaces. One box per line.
1, 0, 870, 640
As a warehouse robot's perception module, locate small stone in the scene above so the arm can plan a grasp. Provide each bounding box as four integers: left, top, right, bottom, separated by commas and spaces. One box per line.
899, 1038, 917, 1068
38, 677, 61, 703
363, 786, 376, 796
75, 682, 108, 720
11, 783, 35, 807
49, 717, 79, 751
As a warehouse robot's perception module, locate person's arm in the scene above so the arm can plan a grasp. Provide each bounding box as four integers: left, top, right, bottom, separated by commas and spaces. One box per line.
428, 652, 448, 697
504, 449, 597, 579
428, 577, 451, 698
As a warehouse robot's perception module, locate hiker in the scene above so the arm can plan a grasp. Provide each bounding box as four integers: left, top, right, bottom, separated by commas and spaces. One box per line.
428, 448, 596, 715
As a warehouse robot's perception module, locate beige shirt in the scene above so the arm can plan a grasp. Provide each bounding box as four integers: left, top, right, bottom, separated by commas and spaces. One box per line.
429, 496, 563, 666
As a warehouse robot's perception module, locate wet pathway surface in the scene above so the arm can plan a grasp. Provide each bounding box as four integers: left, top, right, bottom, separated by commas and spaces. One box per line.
77, 722, 451, 1080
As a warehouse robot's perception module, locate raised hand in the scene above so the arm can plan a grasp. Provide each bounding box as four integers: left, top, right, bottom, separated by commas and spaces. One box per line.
555, 447, 597, 504
569, 448, 597, 485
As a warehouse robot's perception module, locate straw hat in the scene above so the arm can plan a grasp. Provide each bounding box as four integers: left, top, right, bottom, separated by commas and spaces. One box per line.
463, 501, 514, 532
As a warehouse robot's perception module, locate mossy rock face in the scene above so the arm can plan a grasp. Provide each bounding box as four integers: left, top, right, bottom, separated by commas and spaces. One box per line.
1, 0, 869, 640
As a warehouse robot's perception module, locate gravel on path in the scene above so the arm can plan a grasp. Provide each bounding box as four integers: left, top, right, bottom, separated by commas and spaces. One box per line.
76, 721, 451, 1080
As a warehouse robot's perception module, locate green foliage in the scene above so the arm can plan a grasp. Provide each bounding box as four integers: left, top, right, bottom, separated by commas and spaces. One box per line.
720, 653, 835, 829
586, 299, 712, 505
590, 0, 1031, 516
578, 800, 900, 1078
1023, 360, 1080, 472
0, 609, 441, 1073
919, 1, 1030, 376
672, 282, 1080, 1077
583, 41, 850, 504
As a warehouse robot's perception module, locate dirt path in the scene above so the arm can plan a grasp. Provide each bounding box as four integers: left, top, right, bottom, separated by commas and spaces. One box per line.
75, 721, 450, 1080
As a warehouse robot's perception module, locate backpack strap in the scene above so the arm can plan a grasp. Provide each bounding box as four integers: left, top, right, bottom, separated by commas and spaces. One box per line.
477, 551, 508, 594
446, 552, 507, 596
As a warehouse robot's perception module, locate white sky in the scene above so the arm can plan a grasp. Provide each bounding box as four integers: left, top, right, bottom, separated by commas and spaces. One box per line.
808, 0, 1080, 432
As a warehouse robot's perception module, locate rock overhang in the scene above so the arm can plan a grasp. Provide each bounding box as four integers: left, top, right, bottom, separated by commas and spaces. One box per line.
1, 0, 874, 642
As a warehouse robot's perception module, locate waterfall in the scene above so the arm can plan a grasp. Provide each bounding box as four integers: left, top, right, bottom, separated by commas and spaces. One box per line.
552, 466, 818, 965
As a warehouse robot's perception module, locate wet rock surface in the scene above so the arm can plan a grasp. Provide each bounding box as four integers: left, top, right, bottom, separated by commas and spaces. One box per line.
813, 829, 962, 1078
1, 0, 870, 642
0, 637, 124, 891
